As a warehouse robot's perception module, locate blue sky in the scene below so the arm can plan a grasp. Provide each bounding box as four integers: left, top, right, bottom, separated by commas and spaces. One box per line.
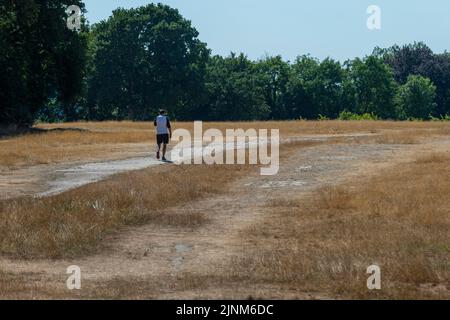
83, 0, 450, 62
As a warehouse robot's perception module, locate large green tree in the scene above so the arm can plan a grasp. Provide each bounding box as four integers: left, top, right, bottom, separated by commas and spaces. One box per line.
282, 56, 345, 119
346, 56, 397, 119
87, 4, 210, 121
376, 42, 450, 117
282, 56, 319, 119
309, 58, 345, 118
255, 56, 290, 119
0, 0, 87, 126
395, 75, 437, 120
203, 53, 269, 121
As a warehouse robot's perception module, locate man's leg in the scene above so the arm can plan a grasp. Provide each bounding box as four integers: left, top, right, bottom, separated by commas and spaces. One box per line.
161, 134, 169, 161
157, 143, 161, 159
162, 143, 167, 160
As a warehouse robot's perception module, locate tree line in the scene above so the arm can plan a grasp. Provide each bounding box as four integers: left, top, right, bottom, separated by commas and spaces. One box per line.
1, 2, 450, 127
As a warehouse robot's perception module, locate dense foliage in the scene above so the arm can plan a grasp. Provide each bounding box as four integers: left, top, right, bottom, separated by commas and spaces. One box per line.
0, 0, 88, 126
1, 2, 449, 126
86, 4, 210, 121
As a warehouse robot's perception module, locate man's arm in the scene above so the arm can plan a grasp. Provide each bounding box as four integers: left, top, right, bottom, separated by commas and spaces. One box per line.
167, 118, 172, 138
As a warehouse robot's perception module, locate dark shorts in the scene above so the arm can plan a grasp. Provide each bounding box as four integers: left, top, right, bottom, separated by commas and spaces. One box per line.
157, 134, 169, 145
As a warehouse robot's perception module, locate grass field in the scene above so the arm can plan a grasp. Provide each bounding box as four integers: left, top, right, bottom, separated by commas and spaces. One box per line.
232, 152, 450, 299
1, 120, 449, 168
0, 120, 449, 299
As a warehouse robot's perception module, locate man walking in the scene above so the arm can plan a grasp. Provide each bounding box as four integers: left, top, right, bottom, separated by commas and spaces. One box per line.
154, 109, 172, 161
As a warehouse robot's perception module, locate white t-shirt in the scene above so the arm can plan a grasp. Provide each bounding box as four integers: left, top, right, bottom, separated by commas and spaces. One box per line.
155, 115, 171, 135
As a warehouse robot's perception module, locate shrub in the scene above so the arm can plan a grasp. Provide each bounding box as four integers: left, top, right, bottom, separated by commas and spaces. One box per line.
317, 114, 330, 121
430, 114, 450, 121
338, 111, 379, 120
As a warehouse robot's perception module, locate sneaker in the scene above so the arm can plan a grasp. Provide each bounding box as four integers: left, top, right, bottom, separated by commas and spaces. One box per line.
156, 151, 160, 160
162, 156, 167, 161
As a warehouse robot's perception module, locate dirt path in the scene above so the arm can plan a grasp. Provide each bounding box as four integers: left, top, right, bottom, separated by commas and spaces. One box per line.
1, 135, 449, 299
0, 133, 373, 199
0, 144, 151, 199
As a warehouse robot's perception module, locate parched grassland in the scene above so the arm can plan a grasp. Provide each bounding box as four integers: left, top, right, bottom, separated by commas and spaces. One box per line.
0, 164, 253, 259
1, 120, 449, 168
0, 139, 318, 259
0, 121, 449, 300
232, 152, 450, 299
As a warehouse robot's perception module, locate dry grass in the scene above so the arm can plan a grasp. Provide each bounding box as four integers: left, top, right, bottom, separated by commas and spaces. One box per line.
0, 138, 317, 260
232, 152, 450, 299
369, 132, 422, 144
0, 163, 255, 259
1, 120, 449, 169
1, 121, 449, 299
351, 130, 436, 145
0, 126, 154, 168
0, 270, 235, 300
196, 120, 450, 137
0, 270, 55, 300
